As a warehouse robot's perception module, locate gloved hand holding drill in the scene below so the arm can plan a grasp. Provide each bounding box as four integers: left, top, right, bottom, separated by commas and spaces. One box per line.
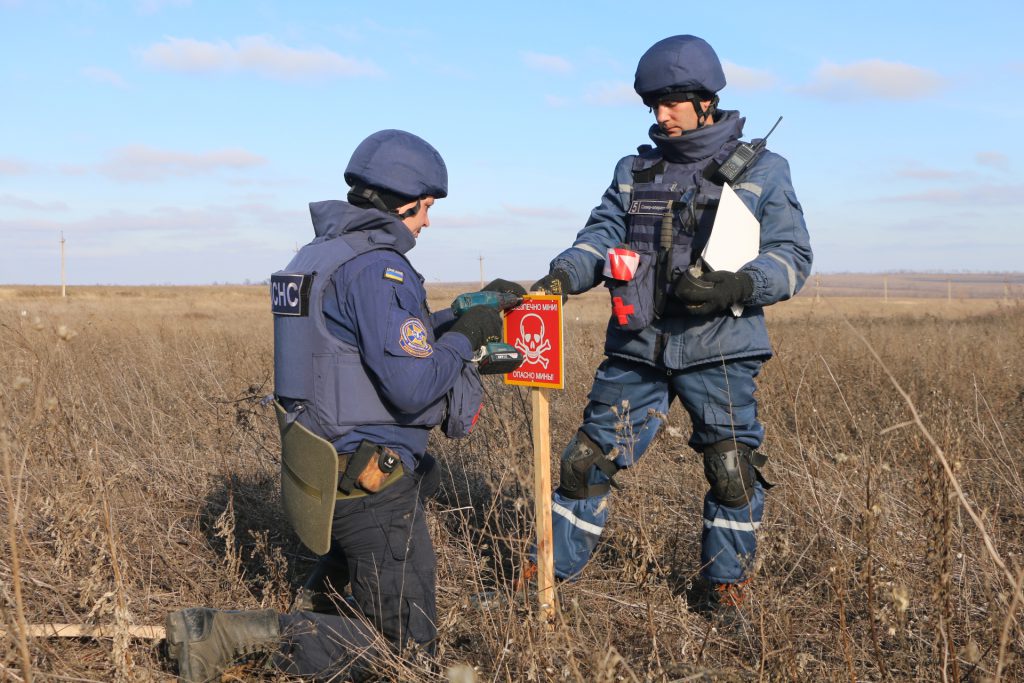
449, 279, 527, 374
450, 306, 503, 349
673, 268, 753, 315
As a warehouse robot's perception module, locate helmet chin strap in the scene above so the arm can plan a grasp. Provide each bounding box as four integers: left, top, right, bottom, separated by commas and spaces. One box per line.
350, 184, 420, 218
647, 91, 720, 130
396, 200, 421, 219
687, 93, 719, 128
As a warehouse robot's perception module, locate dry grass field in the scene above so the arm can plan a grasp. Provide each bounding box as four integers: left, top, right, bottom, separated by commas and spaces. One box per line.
1, 280, 1023, 682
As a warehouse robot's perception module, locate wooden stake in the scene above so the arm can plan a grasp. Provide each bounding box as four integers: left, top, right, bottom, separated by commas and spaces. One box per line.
531, 387, 556, 620
0, 624, 165, 640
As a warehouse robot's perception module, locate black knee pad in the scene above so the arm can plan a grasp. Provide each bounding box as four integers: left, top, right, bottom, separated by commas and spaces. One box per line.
702, 440, 767, 508
557, 431, 619, 500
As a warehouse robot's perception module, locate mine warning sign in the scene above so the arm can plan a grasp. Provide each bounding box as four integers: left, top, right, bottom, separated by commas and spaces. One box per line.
504, 294, 563, 389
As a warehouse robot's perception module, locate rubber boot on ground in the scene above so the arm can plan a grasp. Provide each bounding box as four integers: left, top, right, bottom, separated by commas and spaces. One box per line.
165, 607, 280, 683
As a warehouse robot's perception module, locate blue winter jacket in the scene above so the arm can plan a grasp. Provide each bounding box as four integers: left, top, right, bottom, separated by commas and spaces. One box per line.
550, 111, 812, 369
278, 200, 476, 470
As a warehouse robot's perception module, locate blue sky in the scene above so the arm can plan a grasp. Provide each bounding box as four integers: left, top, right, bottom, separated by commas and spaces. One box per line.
2, 0, 1022, 285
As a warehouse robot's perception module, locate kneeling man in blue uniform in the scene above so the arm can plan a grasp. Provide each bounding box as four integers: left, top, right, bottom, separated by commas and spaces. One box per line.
165, 130, 522, 681
531, 35, 812, 612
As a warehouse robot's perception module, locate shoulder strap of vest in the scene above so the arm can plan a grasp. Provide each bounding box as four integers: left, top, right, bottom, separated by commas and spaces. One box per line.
631, 147, 666, 184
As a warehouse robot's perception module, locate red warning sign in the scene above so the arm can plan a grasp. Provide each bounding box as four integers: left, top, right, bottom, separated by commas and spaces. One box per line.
503, 294, 564, 389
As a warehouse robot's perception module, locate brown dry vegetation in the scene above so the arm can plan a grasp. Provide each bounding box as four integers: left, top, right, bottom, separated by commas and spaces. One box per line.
1, 283, 1023, 682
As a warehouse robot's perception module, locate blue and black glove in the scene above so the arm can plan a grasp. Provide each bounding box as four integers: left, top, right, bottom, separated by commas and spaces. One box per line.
449, 306, 502, 349
481, 278, 527, 297
530, 269, 570, 302
674, 269, 753, 315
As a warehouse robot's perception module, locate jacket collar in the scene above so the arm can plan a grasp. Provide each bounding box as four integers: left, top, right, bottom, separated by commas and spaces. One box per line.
308, 200, 416, 254
647, 110, 745, 164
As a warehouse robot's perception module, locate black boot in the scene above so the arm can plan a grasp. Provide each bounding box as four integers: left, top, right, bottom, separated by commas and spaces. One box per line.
165, 607, 280, 682
686, 576, 750, 630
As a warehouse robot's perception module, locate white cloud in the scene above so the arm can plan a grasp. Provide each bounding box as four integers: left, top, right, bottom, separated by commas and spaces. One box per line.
82, 66, 128, 88
521, 51, 573, 75
894, 165, 957, 181
0, 202, 300, 242
142, 35, 382, 80
98, 144, 267, 181
583, 81, 638, 106
0, 157, 30, 174
802, 59, 945, 100
0, 194, 69, 211
723, 61, 777, 90
544, 94, 569, 108
882, 183, 1024, 206
0, 201, 308, 284
58, 164, 89, 176
501, 204, 575, 220
976, 151, 1010, 171
441, 204, 576, 229
143, 37, 226, 72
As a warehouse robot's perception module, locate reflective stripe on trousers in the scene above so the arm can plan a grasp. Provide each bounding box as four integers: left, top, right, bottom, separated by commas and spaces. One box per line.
548, 356, 766, 582
701, 481, 765, 583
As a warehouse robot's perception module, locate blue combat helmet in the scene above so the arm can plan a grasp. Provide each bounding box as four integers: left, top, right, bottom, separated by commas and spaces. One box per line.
633, 35, 725, 128
634, 35, 726, 98
345, 129, 448, 216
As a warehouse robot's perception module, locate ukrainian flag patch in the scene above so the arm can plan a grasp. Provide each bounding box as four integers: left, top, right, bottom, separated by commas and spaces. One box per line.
384, 267, 405, 283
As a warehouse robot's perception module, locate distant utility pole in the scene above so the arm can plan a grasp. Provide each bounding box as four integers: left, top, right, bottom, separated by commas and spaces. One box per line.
478, 254, 484, 289
815, 274, 821, 302
60, 231, 66, 298
883, 275, 888, 304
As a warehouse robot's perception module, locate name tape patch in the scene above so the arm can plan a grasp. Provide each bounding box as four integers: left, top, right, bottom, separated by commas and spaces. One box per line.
270, 273, 312, 316
399, 318, 432, 357
627, 199, 674, 216
384, 267, 405, 283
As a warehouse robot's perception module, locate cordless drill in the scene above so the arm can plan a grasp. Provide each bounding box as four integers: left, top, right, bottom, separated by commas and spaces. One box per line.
450, 290, 523, 317
450, 290, 525, 374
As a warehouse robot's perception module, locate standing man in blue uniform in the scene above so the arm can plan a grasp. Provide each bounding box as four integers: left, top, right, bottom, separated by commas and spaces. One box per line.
165, 130, 520, 681
531, 36, 812, 611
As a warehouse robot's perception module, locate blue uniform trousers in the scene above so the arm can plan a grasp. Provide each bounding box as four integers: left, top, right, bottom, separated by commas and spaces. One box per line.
276, 465, 437, 680
551, 356, 766, 584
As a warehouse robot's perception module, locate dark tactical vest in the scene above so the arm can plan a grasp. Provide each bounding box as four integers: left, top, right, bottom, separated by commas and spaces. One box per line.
607, 140, 740, 331
272, 236, 445, 443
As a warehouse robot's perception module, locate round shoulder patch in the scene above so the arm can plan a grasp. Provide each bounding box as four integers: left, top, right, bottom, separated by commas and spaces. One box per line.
399, 318, 433, 357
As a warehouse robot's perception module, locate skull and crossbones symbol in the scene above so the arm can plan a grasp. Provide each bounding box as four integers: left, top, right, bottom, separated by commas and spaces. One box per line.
514, 313, 552, 368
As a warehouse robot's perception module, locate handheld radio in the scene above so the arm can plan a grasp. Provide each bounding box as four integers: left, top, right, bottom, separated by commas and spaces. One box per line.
714, 116, 783, 185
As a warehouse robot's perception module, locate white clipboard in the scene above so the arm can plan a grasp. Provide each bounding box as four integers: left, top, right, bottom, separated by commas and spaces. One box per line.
701, 182, 760, 316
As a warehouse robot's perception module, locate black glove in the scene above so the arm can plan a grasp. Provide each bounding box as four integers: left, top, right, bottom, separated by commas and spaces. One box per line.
530, 269, 570, 301
673, 269, 753, 315
449, 306, 502, 349
481, 278, 527, 297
